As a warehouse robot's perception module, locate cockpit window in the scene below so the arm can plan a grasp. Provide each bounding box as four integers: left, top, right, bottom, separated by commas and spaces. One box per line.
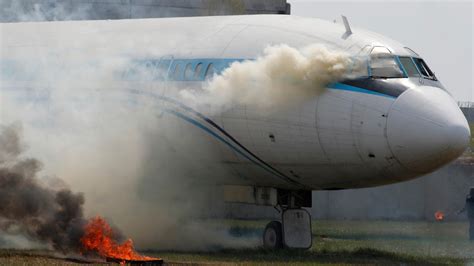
398, 57, 421, 77
368, 46, 404, 79
412, 58, 437, 80
347, 57, 369, 79
352, 46, 438, 81
370, 54, 404, 78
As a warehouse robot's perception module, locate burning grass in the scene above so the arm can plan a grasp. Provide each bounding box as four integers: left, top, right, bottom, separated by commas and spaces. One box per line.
81, 216, 161, 263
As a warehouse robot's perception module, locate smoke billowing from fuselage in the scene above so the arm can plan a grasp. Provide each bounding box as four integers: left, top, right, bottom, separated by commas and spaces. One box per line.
180, 44, 354, 113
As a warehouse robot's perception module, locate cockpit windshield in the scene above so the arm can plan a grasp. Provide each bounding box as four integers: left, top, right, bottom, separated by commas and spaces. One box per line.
370, 54, 404, 79
412, 58, 436, 80
366, 46, 402, 78
398, 57, 420, 77
398, 57, 436, 80
348, 46, 438, 80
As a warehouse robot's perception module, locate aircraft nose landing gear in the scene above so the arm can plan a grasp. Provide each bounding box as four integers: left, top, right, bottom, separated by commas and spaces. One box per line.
263, 221, 283, 249
221, 185, 312, 249
263, 192, 312, 250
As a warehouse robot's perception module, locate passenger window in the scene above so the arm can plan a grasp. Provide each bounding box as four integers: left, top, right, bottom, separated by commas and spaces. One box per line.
398, 57, 420, 77
157, 60, 171, 79
143, 61, 156, 80
173, 63, 182, 80
184, 63, 193, 80
124, 64, 139, 80
204, 63, 215, 79
194, 63, 203, 78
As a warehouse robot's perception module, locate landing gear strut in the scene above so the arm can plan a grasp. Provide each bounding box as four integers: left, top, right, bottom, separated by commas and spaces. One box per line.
263, 192, 312, 249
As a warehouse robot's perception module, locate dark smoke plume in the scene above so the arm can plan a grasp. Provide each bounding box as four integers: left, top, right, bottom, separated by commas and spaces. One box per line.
0, 123, 93, 252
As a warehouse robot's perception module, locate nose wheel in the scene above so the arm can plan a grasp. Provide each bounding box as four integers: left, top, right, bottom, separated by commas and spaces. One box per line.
263, 221, 283, 249
262, 208, 312, 249
260, 191, 313, 249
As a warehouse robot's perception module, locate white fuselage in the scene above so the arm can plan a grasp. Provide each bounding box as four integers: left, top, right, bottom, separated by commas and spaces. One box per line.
0, 15, 470, 190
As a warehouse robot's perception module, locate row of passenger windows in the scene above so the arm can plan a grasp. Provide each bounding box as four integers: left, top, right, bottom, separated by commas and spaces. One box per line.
1, 58, 233, 82
123, 60, 228, 81
173, 62, 215, 80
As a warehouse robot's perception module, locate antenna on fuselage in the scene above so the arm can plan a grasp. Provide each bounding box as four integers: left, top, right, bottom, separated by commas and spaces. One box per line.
341, 15, 352, 40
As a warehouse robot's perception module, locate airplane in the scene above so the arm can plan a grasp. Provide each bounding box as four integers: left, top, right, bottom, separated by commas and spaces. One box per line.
0, 14, 471, 249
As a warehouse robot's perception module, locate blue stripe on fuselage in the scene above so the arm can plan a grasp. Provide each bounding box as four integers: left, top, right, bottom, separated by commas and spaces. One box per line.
125, 58, 398, 99
328, 82, 397, 99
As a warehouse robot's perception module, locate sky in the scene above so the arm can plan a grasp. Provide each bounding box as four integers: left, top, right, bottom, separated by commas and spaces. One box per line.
290, 0, 473, 102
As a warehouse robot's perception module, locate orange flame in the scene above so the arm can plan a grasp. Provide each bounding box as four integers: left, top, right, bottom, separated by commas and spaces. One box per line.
434, 211, 444, 221
81, 216, 159, 262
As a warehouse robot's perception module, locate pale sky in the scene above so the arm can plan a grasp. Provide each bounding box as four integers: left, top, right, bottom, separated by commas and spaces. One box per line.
290, 0, 473, 102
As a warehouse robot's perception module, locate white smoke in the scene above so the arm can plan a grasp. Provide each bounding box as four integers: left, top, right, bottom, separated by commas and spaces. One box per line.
180, 44, 353, 113
1, 20, 354, 251
0, 46, 258, 251
1, 1, 93, 22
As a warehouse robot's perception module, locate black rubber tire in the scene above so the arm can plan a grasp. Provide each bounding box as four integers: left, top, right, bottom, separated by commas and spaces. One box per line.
263, 221, 283, 249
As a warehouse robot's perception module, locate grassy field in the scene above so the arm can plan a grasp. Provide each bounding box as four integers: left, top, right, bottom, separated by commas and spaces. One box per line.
149, 220, 474, 265
1, 220, 473, 265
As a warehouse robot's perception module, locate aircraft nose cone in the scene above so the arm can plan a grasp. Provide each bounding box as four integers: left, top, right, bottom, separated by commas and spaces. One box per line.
387, 87, 470, 174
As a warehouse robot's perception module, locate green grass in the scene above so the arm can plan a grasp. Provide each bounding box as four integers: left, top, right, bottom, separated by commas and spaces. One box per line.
145, 220, 473, 265
1, 220, 473, 265
311, 221, 473, 259
152, 248, 463, 265
0, 250, 92, 265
